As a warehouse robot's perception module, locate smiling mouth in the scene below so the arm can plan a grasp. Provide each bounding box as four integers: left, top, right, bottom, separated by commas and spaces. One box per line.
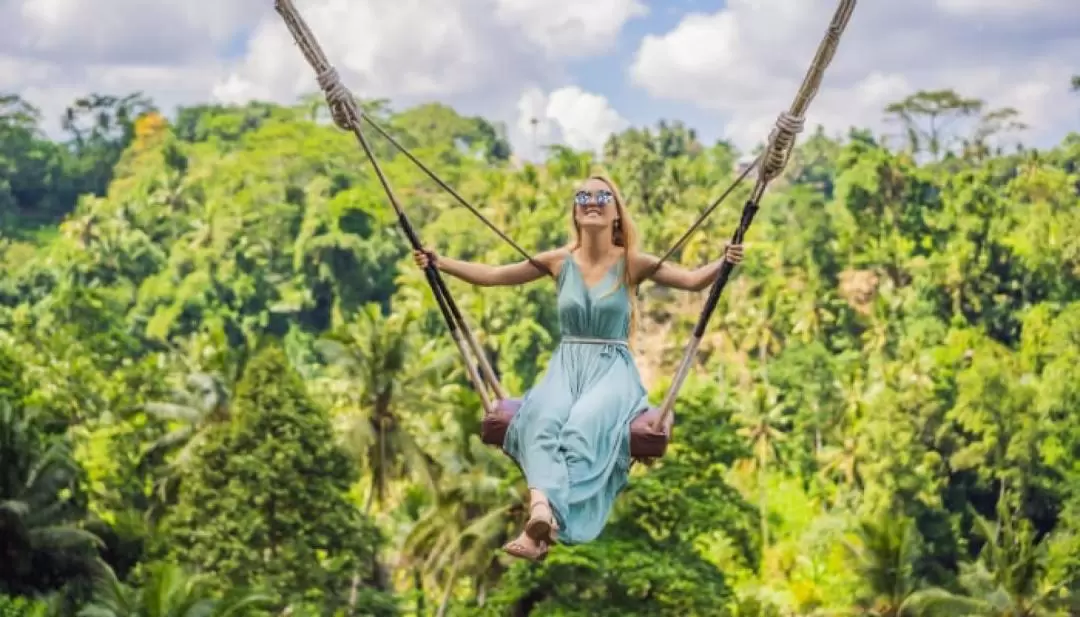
584, 209, 602, 217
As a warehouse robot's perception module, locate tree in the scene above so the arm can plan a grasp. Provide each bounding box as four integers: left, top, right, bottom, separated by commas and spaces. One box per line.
843, 510, 925, 616
137, 369, 233, 522
0, 94, 78, 228
314, 304, 448, 512
906, 506, 1076, 616
77, 561, 271, 617
4, 86, 1080, 614
61, 92, 156, 199
164, 343, 397, 615
0, 400, 104, 598
884, 89, 1025, 160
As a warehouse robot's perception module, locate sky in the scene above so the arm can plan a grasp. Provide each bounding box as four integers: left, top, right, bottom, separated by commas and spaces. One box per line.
2, 0, 1078, 159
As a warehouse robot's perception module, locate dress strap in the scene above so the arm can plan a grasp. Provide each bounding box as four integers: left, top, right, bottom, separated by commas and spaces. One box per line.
556, 249, 575, 288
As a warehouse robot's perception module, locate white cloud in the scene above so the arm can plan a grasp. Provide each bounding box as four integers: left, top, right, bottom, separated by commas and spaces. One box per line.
8, 0, 261, 64
629, 0, 1080, 150
492, 0, 648, 57
0, 0, 643, 142
514, 86, 629, 157
216, 0, 537, 105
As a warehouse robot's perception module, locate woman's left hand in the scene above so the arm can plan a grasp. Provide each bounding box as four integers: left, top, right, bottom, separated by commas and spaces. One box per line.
724, 243, 744, 265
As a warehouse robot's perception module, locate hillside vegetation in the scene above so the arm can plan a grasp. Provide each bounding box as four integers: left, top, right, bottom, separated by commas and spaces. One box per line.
2, 86, 1080, 616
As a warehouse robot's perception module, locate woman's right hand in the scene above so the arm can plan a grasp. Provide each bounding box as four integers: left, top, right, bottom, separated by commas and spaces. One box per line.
413, 248, 437, 269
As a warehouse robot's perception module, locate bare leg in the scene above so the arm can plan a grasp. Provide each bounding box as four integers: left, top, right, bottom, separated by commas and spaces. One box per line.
526, 489, 558, 542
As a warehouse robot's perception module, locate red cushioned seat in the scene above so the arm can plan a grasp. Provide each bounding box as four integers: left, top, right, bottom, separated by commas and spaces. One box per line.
480, 398, 673, 460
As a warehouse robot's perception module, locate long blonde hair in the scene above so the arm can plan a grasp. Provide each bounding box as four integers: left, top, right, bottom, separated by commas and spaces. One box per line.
568, 174, 640, 340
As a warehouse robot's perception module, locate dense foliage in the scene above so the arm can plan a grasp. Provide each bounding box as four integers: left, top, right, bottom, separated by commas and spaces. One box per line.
1, 82, 1079, 616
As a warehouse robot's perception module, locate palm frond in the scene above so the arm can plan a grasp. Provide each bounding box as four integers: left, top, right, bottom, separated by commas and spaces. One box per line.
29, 525, 104, 550
143, 402, 205, 423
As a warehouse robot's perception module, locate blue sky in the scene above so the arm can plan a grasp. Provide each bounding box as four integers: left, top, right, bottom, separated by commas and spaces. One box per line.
1, 0, 1077, 154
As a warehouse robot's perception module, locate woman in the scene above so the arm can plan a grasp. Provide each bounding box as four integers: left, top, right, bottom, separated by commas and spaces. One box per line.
414, 175, 744, 561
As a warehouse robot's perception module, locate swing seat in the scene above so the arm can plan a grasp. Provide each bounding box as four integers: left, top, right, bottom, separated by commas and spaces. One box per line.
480, 398, 673, 460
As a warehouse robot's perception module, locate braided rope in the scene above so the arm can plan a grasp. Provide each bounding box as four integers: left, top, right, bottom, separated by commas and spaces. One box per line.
653, 0, 857, 431
275, 0, 358, 130
316, 67, 356, 130
276, 0, 515, 406
276, 0, 550, 275
759, 112, 805, 184
754, 0, 856, 191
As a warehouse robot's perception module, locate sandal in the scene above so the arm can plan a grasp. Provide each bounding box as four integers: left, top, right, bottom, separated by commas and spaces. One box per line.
501, 537, 549, 562
525, 501, 559, 544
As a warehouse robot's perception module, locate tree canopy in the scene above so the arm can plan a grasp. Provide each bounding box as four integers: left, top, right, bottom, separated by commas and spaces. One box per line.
1, 84, 1080, 616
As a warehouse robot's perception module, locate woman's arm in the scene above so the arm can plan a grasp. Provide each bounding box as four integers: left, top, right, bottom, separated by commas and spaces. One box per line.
417, 249, 564, 287
631, 244, 744, 292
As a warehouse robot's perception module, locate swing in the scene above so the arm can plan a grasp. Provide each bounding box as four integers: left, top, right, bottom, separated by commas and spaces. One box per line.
274, 0, 857, 461
481, 399, 673, 458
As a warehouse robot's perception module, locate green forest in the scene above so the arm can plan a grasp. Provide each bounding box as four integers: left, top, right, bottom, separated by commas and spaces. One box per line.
1, 80, 1080, 616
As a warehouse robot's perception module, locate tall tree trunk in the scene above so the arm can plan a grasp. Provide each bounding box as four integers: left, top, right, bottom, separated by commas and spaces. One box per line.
347, 571, 359, 614
759, 460, 769, 574
414, 568, 425, 616
435, 558, 461, 617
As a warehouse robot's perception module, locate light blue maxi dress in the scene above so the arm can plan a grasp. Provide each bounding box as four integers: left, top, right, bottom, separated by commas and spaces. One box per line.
503, 251, 650, 545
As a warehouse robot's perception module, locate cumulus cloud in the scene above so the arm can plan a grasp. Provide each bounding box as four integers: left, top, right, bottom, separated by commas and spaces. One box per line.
6, 0, 262, 64
492, 0, 648, 57
629, 0, 1080, 150
514, 86, 629, 157
1, 0, 643, 141
216, 0, 539, 105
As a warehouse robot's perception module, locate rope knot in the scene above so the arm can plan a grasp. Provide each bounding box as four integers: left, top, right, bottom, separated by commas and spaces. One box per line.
316, 66, 357, 130
760, 111, 804, 182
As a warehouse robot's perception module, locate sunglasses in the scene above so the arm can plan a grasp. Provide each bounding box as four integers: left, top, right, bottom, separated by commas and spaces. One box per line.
574, 189, 614, 207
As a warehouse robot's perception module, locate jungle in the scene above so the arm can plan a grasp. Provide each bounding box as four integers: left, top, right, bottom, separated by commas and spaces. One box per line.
2, 83, 1080, 616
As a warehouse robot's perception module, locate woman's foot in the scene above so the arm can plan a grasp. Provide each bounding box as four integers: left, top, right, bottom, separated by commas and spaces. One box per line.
502, 531, 548, 562
525, 500, 558, 543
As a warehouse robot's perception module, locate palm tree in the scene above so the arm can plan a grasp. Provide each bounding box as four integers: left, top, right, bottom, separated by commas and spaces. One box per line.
400, 412, 525, 615
905, 507, 1075, 616
733, 383, 788, 556
315, 303, 455, 513
137, 370, 231, 521
77, 561, 271, 617
0, 400, 105, 596
817, 437, 861, 493
843, 510, 925, 616
141, 371, 230, 469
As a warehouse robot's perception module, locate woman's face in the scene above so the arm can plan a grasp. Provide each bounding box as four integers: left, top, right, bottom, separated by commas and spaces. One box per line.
573, 178, 618, 231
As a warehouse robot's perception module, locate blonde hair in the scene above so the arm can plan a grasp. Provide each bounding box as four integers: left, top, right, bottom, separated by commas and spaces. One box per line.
568, 174, 640, 341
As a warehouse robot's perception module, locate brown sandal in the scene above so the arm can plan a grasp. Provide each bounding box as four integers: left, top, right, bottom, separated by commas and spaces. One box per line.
501, 538, 549, 562
525, 501, 559, 544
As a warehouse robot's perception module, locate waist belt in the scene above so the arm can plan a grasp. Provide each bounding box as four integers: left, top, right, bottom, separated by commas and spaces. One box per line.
560, 335, 629, 348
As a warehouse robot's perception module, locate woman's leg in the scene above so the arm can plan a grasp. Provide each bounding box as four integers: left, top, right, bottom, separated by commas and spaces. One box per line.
501, 390, 573, 559
503, 372, 576, 531
553, 368, 647, 544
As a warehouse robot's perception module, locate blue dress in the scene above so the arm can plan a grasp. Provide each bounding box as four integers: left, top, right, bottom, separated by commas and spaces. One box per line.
502, 251, 650, 544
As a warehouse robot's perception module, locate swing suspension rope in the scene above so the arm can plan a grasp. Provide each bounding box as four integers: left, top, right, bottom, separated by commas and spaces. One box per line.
274, 0, 857, 433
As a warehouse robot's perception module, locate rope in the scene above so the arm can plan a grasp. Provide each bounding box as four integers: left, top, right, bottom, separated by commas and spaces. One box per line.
277, 0, 859, 442
282, 4, 748, 283
275, 0, 507, 406
652, 0, 858, 432
313, 66, 551, 277
358, 115, 552, 277
760, 112, 805, 185
642, 153, 761, 282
